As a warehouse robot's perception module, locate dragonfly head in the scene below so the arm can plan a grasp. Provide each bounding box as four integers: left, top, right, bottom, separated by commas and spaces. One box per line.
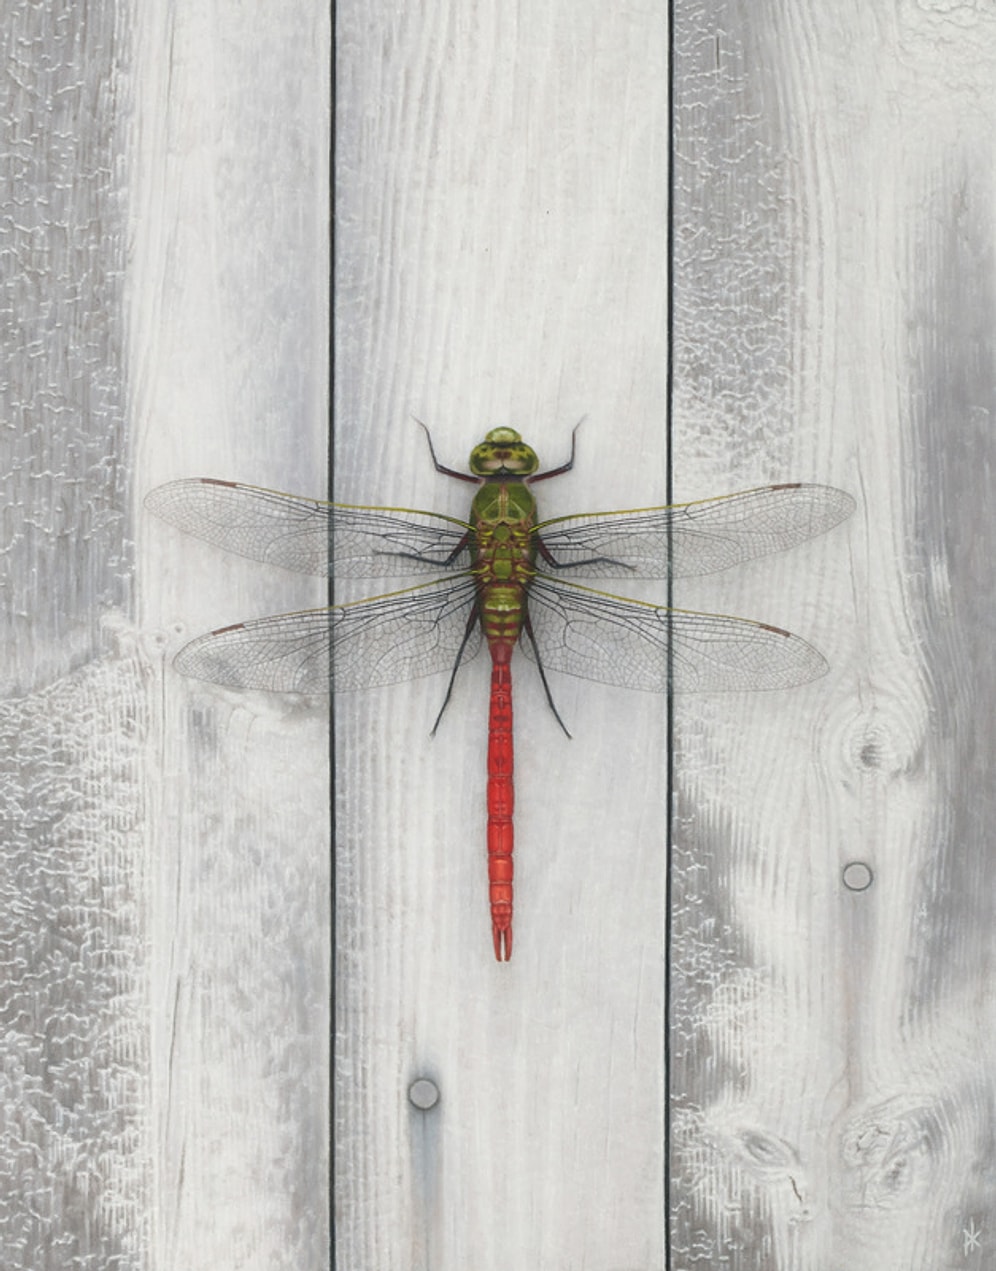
469, 428, 539, 478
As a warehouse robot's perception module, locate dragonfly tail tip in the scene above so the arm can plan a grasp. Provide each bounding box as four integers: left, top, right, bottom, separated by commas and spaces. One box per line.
492, 925, 512, 962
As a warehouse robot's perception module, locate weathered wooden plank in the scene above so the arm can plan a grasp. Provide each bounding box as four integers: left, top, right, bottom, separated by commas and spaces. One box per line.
133, 3, 331, 1267
0, 1, 132, 697
0, 5, 145, 1267
335, 2, 670, 1266
1, 0, 330, 1267
672, 2, 996, 1267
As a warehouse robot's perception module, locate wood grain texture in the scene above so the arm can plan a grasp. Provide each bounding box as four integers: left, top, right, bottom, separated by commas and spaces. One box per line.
672, 2, 996, 1267
335, 2, 669, 1268
0, 653, 151, 1268
0, 1, 132, 697
133, 3, 331, 1268
0, 4, 144, 1267
2, 0, 329, 1268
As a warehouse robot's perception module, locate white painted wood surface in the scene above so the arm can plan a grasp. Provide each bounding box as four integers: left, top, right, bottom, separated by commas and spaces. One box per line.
2, 1, 328, 1268
338, 2, 996, 1270
133, 4, 330, 1269
5, 0, 993, 1267
671, 3, 996, 1269
335, 3, 669, 1269
1, 5, 149, 1268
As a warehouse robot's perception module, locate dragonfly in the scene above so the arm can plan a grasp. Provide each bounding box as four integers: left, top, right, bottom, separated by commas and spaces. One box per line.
147, 427, 854, 961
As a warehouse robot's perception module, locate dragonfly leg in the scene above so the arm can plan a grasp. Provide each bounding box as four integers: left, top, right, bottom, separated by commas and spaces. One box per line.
414, 418, 480, 484
374, 530, 472, 571
535, 536, 633, 574
527, 417, 584, 483
430, 603, 481, 735
521, 614, 572, 739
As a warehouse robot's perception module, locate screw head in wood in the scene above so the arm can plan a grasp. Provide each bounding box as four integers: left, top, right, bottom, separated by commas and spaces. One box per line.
842, 861, 873, 891
408, 1078, 440, 1110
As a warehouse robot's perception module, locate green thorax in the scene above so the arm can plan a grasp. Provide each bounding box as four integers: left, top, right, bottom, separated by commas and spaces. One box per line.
467, 430, 539, 587
470, 478, 538, 584
471, 478, 537, 529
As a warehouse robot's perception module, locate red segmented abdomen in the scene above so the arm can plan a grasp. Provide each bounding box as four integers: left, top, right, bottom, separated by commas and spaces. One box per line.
487, 644, 515, 961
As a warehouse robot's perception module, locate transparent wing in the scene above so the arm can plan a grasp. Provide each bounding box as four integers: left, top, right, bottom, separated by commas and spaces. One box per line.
174, 576, 481, 692
146, 478, 473, 578
535, 483, 855, 579
522, 575, 827, 692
